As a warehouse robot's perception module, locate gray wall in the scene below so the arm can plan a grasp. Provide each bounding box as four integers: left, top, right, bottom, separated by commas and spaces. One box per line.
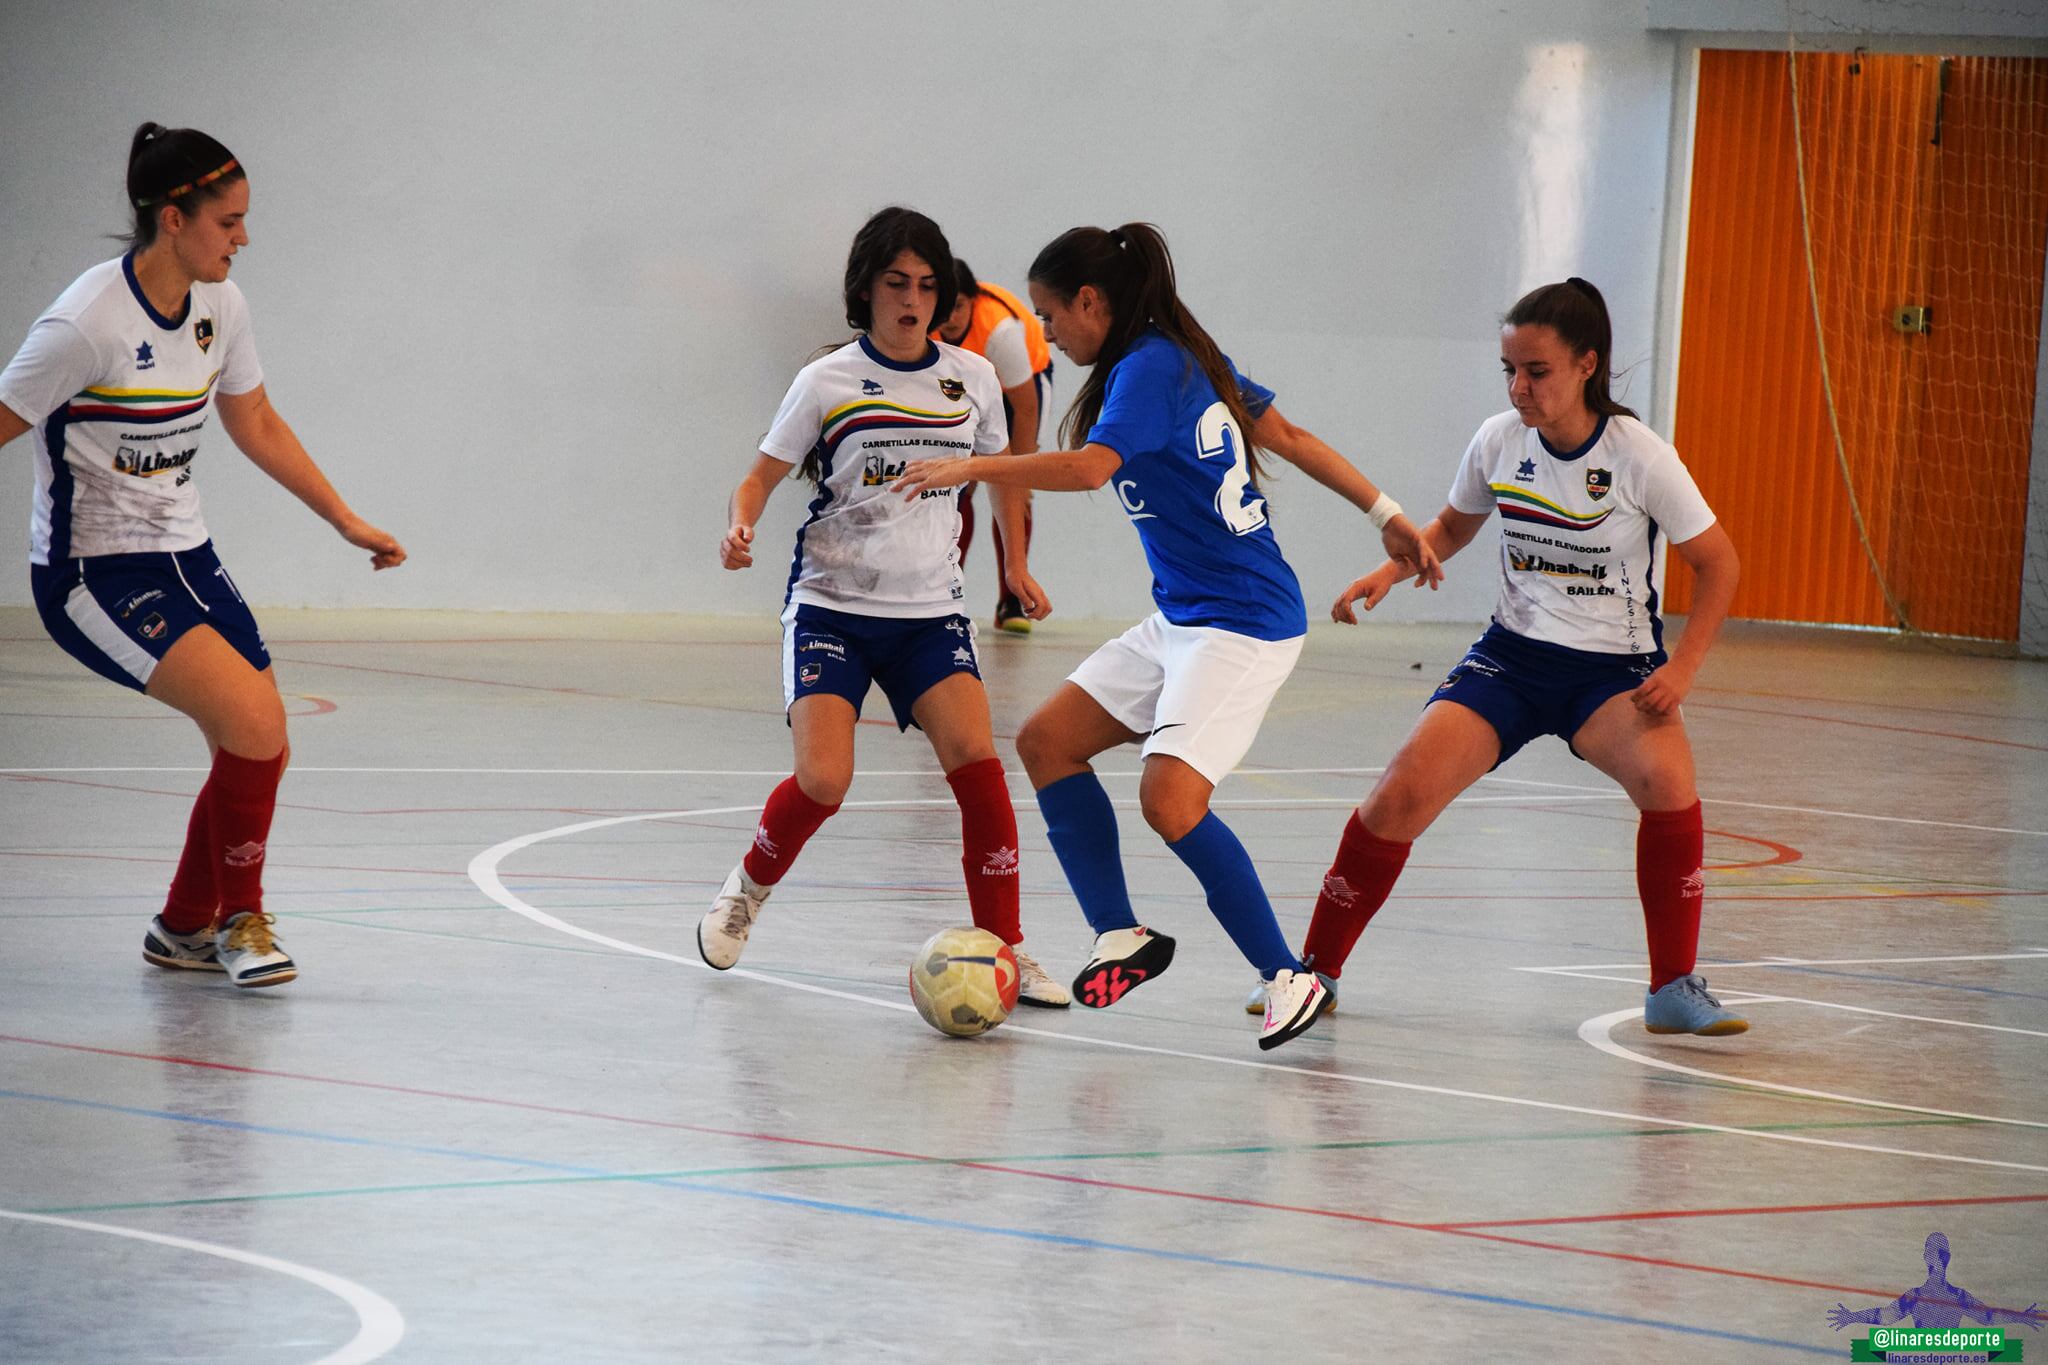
0, 1, 1707, 621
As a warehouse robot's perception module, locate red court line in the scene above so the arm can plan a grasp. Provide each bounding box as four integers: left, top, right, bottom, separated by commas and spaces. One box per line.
0, 1032, 1930, 1300
268, 655, 901, 729
1687, 700, 2048, 753
1441, 1192, 2048, 1230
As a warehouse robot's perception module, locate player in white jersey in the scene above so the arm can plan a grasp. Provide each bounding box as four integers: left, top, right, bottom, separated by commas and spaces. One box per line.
0, 124, 406, 988
1286, 278, 1749, 1036
698, 207, 1071, 1007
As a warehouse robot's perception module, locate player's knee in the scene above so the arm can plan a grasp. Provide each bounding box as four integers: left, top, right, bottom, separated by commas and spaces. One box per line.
1361, 777, 1430, 842
1139, 788, 1204, 843
226, 691, 288, 759
795, 767, 851, 808
1014, 714, 1059, 780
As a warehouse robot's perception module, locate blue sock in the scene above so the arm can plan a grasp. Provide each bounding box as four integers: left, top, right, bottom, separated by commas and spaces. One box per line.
1034, 772, 1139, 935
1167, 812, 1300, 978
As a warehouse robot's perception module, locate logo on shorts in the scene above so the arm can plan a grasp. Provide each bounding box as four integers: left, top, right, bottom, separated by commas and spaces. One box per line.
223, 840, 265, 868
193, 317, 215, 353
938, 377, 965, 401
861, 378, 884, 395
138, 613, 168, 641
982, 846, 1019, 876
798, 663, 822, 686
134, 341, 155, 371
945, 619, 967, 636
119, 588, 165, 618
1321, 874, 1359, 908
951, 647, 974, 667
1586, 467, 1612, 500
799, 638, 845, 659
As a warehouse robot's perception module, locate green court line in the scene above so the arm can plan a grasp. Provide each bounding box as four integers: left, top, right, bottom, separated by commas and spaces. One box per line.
26, 1115, 1982, 1217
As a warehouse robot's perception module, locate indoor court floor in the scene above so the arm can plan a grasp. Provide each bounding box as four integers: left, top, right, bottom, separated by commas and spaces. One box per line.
2, 606, 2043, 1362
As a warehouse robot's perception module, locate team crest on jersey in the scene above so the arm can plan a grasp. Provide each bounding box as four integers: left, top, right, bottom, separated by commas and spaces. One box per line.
134, 341, 155, 371
861, 379, 884, 395
1586, 468, 1612, 501
1515, 457, 1537, 482
193, 317, 215, 354
938, 377, 965, 401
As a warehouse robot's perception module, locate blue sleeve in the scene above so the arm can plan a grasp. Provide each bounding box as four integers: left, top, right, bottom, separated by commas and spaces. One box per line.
1084, 348, 1172, 461
1229, 355, 1274, 418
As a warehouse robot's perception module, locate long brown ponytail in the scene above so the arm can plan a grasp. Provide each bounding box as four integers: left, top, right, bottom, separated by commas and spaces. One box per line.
1028, 223, 1265, 484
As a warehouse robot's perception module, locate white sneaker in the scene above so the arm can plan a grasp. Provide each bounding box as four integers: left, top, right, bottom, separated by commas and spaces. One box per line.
1245, 970, 1337, 1015
1013, 947, 1071, 1008
217, 912, 296, 989
698, 864, 770, 970
1258, 968, 1331, 1050
144, 915, 223, 972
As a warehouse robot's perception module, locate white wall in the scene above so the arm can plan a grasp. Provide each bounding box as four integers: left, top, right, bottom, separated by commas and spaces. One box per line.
0, 0, 1688, 623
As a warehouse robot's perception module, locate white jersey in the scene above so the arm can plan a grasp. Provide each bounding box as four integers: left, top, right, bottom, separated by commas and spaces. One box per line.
764, 337, 1007, 618
1448, 411, 1716, 656
0, 255, 262, 564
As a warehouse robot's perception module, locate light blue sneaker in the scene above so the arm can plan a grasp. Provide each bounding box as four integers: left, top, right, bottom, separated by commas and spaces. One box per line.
1644, 974, 1748, 1036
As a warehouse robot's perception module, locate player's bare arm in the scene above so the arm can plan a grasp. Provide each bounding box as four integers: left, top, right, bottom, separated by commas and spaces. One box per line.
1632, 521, 1738, 716
216, 385, 406, 570
1251, 405, 1443, 589
0, 401, 29, 449
721, 452, 792, 571
1332, 505, 1489, 623
894, 442, 1121, 498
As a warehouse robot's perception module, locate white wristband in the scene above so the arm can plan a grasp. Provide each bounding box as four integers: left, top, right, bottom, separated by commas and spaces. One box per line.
1367, 492, 1403, 530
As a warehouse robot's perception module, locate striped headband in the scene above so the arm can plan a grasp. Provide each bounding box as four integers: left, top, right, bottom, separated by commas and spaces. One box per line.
133, 158, 240, 209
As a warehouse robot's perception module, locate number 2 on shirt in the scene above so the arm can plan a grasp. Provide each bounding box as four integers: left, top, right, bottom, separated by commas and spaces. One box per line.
1197, 401, 1268, 536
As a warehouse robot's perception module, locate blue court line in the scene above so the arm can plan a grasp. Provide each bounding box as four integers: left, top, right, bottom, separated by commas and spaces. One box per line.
0, 1086, 1830, 1353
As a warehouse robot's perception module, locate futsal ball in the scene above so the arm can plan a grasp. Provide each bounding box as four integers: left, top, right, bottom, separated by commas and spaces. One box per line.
908, 927, 1019, 1038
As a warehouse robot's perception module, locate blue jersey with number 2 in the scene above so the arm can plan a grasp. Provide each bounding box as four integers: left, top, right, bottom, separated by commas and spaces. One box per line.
1086, 329, 1307, 641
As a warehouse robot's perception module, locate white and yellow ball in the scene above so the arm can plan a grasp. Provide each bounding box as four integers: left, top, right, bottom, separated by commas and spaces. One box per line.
907, 927, 1019, 1037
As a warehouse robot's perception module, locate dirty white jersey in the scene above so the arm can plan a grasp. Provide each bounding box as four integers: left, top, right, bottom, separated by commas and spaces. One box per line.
0, 255, 262, 564
763, 337, 1008, 618
1448, 411, 1717, 657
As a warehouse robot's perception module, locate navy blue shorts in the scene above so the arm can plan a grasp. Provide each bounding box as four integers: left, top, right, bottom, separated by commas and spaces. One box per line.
31, 541, 271, 694
1429, 622, 1663, 767
782, 604, 981, 731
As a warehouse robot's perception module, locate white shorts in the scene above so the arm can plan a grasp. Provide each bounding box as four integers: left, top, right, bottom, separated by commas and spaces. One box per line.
1067, 613, 1304, 785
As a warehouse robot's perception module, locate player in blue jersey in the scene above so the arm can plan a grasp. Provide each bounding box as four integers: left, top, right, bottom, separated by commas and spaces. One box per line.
895, 222, 1440, 1049
704, 207, 1071, 1008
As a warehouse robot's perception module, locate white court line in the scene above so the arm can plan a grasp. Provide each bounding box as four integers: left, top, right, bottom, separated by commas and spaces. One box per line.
1531, 968, 2048, 1039
1574, 1009, 2048, 1132
0, 1209, 404, 1364
14, 763, 2035, 839
1521, 951, 2048, 972
1477, 774, 2048, 839
467, 806, 2048, 1175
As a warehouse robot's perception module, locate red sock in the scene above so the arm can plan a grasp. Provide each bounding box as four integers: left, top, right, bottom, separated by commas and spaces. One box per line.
1638, 801, 1704, 992
161, 776, 218, 933
210, 748, 285, 918
742, 777, 840, 886
946, 757, 1021, 945
1300, 812, 1411, 979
